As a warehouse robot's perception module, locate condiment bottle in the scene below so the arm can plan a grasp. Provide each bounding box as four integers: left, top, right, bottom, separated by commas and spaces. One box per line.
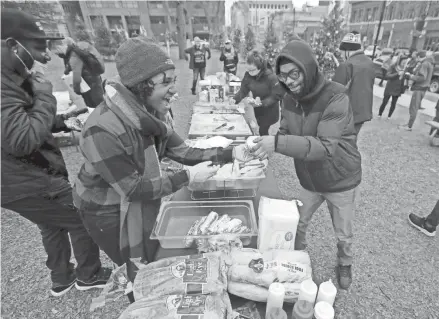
266, 283, 285, 317
292, 300, 314, 319
316, 279, 337, 306
267, 307, 287, 319
314, 301, 335, 319
299, 279, 318, 305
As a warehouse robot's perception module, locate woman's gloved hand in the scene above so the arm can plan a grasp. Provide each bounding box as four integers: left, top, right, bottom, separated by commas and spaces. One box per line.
233, 144, 257, 162
185, 161, 220, 185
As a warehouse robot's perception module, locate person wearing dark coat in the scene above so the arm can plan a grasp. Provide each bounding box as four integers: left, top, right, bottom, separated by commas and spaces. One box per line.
378, 55, 407, 119
333, 32, 376, 137
250, 40, 362, 290
233, 50, 284, 136
219, 39, 238, 75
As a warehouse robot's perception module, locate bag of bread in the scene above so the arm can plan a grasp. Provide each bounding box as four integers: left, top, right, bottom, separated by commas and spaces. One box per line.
228, 248, 312, 287
228, 281, 301, 303
119, 292, 234, 319
133, 252, 228, 300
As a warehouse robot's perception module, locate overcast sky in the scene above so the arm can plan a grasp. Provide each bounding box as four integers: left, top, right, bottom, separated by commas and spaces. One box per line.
225, 0, 321, 25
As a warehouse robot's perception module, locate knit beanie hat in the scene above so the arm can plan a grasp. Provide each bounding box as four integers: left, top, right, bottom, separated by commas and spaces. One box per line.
340, 32, 362, 51
115, 37, 175, 87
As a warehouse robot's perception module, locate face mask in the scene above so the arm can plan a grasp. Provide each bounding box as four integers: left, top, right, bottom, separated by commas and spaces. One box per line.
10, 39, 35, 77
248, 69, 259, 76
31, 61, 48, 75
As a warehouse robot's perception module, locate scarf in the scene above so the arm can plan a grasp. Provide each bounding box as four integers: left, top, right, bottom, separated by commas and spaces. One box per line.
104, 77, 171, 277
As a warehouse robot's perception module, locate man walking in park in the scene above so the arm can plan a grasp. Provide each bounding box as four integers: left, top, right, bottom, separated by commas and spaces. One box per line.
185, 36, 211, 95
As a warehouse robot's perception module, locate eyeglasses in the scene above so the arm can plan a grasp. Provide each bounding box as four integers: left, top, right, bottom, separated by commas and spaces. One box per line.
151, 72, 177, 86
277, 69, 301, 82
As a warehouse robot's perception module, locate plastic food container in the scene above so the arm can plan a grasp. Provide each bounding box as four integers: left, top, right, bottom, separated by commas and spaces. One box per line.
187, 173, 266, 192
150, 200, 257, 249
189, 113, 253, 140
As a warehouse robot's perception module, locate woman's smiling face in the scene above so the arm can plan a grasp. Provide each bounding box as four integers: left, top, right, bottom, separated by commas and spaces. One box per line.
145, 69, 177, 114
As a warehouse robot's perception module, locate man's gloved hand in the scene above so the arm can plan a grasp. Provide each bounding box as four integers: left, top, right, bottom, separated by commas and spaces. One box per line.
185, 161, 220, 185
251, 136, 276, 160
233, 144, 256, 162
185, 55, 189, 61
30, 73, 53, 95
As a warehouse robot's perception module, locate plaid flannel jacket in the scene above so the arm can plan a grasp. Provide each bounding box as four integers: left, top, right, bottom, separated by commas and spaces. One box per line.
73, 103, 233, 214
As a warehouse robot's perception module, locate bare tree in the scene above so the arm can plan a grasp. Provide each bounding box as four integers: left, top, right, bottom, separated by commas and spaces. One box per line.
410, 0, 433, 50
176, 1, 187, 59
163, 0, 173, 33
184, 2, 194, 41
138, 1, 155, 39
202, 2, 214, 34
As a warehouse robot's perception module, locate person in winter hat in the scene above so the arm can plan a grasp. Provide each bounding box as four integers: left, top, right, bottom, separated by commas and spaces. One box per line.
1, 8, 112, 298
220, 39, 239, 75
251, 40, 362, 290
73, 37, 256, 299
184, 36, 211, 95
333, 31, 375, 137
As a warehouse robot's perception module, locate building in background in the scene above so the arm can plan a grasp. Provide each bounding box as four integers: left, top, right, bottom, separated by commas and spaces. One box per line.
78, 0, 225, 42
1, 0, 69, 38
231, 0, 293, 42
347, 0, 439, 50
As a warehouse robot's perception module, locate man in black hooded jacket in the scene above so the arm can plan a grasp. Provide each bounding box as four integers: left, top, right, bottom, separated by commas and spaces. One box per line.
252, 40, 362, 289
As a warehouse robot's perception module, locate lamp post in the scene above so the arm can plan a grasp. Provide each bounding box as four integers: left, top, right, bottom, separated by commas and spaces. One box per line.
365, 14, 372, 45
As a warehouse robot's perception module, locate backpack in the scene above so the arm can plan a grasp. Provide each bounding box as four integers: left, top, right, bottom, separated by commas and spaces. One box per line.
67, 41, 105, 76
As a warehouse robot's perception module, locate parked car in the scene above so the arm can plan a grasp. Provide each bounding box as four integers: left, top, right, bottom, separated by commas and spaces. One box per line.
365, 45, 382, 59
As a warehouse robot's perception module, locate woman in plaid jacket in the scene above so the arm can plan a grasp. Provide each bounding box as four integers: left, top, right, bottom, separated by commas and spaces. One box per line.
73, 38, 252, 290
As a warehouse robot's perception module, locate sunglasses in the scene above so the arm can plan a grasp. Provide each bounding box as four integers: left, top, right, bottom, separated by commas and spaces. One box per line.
277, 69, 301, 82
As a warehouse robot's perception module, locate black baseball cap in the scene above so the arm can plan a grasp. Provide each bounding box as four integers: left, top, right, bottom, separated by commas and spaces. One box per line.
1, 9, 64, 41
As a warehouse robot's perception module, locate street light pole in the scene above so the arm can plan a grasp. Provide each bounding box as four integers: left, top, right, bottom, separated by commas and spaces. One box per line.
372, 0, 386, 59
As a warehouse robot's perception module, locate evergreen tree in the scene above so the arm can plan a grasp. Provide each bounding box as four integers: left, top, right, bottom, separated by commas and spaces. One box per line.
94, 19, 115, 56
74, 16, 91, 42
263, 18, 278, 67
244, 26, 256, 58
233, 28, 242, 53
311, 2, 346, 79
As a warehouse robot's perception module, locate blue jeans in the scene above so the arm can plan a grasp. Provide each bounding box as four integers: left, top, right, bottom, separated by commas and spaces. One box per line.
295, 187, 359, 266
408, 90, 426, 128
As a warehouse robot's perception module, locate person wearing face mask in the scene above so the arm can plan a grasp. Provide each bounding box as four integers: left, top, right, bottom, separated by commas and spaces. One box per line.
73, 38, 254, 293
232, 50, 285, 136
251, 40, 362, 290
220, 39, 238, 75
184, 37, 211, 95
332, 31, 375, 137
1, 9, 112, 297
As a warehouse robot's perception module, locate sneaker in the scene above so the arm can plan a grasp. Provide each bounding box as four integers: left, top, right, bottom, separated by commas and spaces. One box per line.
404, 126, 413, 131
75, 267, 112, 291
337, 265, 352, 289
408, 214, 437, 237
191, 89, 196, 95
51, 275, 77, 297
386, 117, 390, 121
378, 115, 382, 119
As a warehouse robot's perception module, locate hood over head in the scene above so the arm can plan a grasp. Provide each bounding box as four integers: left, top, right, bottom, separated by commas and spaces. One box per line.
275, 40, 324, 100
